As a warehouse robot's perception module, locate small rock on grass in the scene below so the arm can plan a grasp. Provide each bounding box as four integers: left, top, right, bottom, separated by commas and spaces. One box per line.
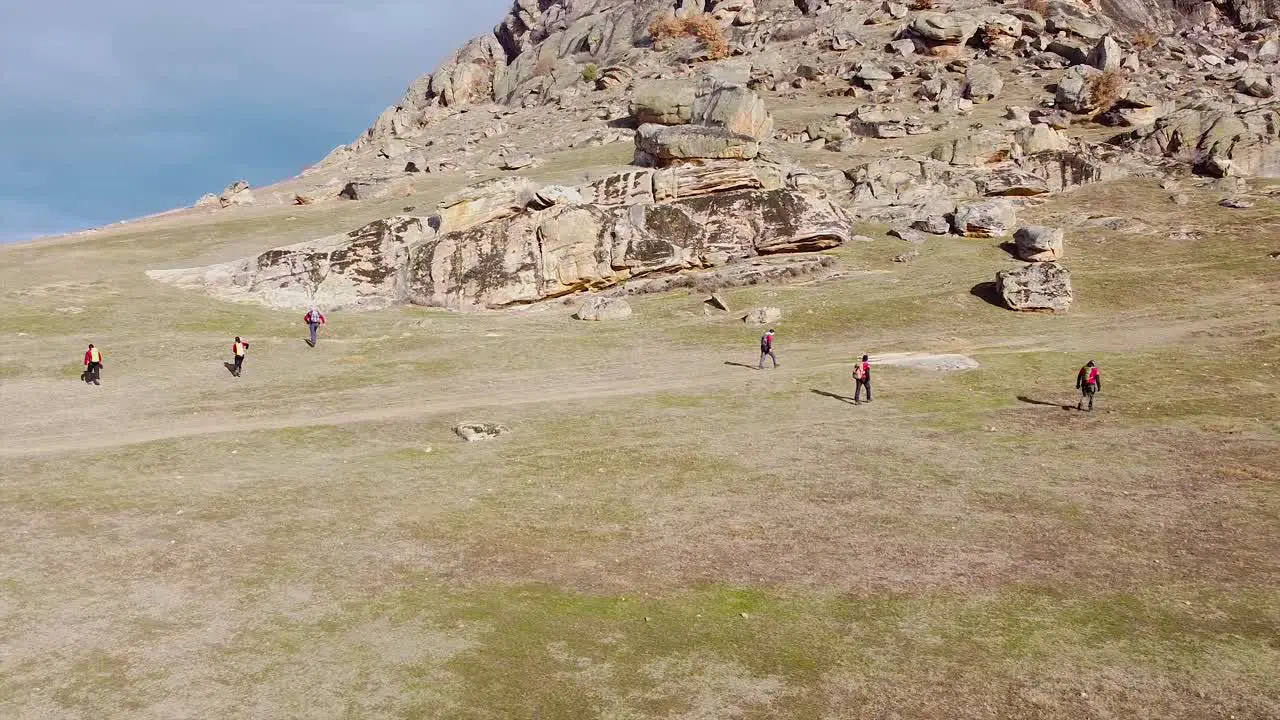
1220, 197, 1254, 209
455, 423, 510, 442
743, 306, 782, 325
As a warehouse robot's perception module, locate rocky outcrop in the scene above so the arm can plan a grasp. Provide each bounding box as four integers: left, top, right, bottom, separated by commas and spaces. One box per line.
1120, 104, 1280, 178
146, 216, 428, 310
997, 263, 1073, 312
153, 158, 850, 311
407, 181, 849, 309
219, 181, 255, 208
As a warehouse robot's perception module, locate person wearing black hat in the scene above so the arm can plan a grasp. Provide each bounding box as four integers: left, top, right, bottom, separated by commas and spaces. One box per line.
1076, 360, 1101, 411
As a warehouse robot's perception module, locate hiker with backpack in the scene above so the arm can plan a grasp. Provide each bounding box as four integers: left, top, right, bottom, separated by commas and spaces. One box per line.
758, 329, 779, 369
1076, 360, 1101, 411
230, 337, 250, 377
83, 343, 104, 385
852, 354, 872, 404
304, 306, 326, 347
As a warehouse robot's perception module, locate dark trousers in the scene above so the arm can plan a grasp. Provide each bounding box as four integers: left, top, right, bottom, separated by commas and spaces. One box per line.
233, 355, 244, 376
855, 378, 872, 402
86, 362, 102, 384
309, 322, 320, 345
758, 349, 777, 368
1079, 384, 1096, 410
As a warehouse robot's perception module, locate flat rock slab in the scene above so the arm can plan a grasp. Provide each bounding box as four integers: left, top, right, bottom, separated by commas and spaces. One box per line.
872, 353, 979, 371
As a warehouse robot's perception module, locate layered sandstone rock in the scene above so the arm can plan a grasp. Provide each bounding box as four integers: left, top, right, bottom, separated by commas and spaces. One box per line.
151, 162, 850, 311
146, 216, 429, 310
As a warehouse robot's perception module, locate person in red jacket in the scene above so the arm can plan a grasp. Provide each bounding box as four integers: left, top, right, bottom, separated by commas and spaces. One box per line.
1076, 360, 1101, 411
758, 329, 778, 369
83, 343, 103, 385
304, 306, 326, 347
230, 337, 250, 377
852, 354, 872, 404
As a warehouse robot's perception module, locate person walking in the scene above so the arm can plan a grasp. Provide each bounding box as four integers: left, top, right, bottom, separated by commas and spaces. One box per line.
758, 329, 779, 369
230, 336, 250, 377
1076, 360, 1101, 411
83, 343, 104, 385
853, 354, 872, 404
304, 306, 326, 347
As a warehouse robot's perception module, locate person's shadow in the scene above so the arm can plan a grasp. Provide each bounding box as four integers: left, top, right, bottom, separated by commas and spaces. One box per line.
223, 362, 239, 377
1017, 395, 1074, 410
724, 361, 758, 370
811, 389, 859, 405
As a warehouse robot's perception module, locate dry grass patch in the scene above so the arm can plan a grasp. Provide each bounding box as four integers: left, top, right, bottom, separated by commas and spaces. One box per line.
649, 13, 730, 60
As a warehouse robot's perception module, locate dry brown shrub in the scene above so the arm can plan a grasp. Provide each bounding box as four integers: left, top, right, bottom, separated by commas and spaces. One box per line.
648, 13, 730, 60
648, 15, 684, 43
1089, 69, 1127, 110
1021, 0, 1049, 14
910, 0, 934, 9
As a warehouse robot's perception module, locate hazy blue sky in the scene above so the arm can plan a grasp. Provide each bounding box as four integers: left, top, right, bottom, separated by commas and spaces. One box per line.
0, 0, 511, 242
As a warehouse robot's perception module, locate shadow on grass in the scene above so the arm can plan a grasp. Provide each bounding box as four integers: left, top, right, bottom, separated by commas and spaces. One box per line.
223, 362, 239, 377
1017, 395, 1074, 410
811, 389, 859, 405
970, 282, 1004, 308
724, 361, 758, 371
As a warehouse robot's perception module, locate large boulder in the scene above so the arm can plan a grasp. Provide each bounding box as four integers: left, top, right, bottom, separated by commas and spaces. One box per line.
691, 85, 774, 141
953, 200, 1016, 237
963, 65, 1004, 103
1238, 69, 1275, 99
910, 12, 978, 43
996, 263, 1073, 312
632, 80, 697, 125
574, 296, 633, 321
635, 123, 760, 163
437, 177, 536, 234
1055, 65, 1102, 114
1013, 226, 1065, 261
931, 131, 1012, 165
1086, 35, 1122, 72
1015, 124, 1069, 154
